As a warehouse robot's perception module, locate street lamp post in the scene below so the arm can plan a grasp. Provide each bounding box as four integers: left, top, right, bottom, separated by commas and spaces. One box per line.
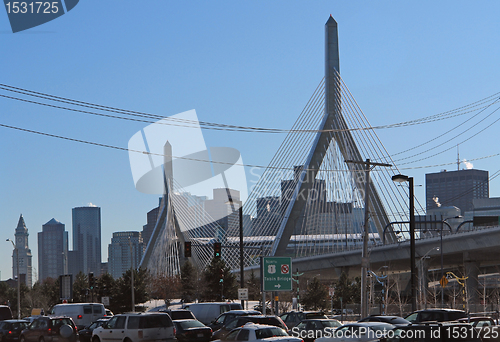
129, 237, 135, 312
239, 205, 244, 309
7, 239, 20, 319
392, 174, 417, 312
440, 216, 461, 307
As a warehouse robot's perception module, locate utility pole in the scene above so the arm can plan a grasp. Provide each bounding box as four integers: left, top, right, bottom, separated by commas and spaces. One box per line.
129, 237, 135, 312
345, 159, 391, 319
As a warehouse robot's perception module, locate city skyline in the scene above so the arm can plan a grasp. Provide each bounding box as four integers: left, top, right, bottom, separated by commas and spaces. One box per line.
2, 2, 500, 280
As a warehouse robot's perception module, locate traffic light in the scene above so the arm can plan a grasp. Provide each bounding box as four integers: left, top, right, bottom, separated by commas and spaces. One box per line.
88, 272, 94, 289
214, 242, 221, 259
219, 268, 224, 283
184, 241, 192, 258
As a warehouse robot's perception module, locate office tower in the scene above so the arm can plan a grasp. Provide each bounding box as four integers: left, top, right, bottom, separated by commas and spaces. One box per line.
108, 231, 143, 279
72, 205, 101, 275
38, 218, 68, 282
12, 214, 33, 287
142, 206, 159, 249
426, 169, 489, 215
205, 188, 241, 238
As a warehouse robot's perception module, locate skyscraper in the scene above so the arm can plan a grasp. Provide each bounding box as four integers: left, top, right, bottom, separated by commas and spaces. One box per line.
426, 169, 489, 214
38, 218, 68, 282
108, 231, 143, 279
72, 205, 101, 275
13, 214, 33, 287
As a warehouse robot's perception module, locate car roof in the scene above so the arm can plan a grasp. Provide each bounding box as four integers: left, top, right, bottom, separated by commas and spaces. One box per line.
223, 310, 261, 314
415, 308, 466, 312
240, 323, 285, 330
343, 322, 395, 327
2, 319, 29, 323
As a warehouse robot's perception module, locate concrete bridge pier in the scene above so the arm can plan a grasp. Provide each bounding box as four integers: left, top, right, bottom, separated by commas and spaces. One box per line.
419, 259, 431, 309
335, 266, 350, 278
464, 258, 480, 305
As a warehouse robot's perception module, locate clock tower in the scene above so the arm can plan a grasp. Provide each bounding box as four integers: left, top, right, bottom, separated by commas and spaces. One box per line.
13, 214, 33, 287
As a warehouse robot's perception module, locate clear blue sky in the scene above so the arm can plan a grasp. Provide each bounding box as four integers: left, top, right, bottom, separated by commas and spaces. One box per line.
1, 1, 500, 282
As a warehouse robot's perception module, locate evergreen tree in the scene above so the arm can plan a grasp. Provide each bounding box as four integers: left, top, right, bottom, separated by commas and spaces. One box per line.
246, 270, 261, 301
332, 272, 361, 308
180, 261, 196, 303
72, 272, 89, 303
201, 258, 238, 301
113, 268, 150, 313
301, 277, 328, 310
95, 273, 116, 307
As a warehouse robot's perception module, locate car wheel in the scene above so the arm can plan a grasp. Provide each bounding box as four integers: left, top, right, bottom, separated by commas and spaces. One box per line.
92, 336, 101, 342
123, 338, 132, 342
39, 337, 45, 342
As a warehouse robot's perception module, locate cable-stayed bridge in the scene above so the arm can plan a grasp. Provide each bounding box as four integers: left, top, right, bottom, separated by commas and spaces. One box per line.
138, 16, 500, 299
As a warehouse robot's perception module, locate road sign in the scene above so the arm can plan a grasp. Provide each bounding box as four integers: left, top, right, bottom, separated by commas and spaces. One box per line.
101, 296, 110, 306
440, 276, 448, 288
263, 257, 292, 291
238, 288, 248, 300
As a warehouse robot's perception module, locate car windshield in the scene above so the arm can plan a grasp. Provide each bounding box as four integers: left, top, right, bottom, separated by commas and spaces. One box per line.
296, 322, 307, 329
305, 313, 327, 319
51, 318, 73, 327
255, 327, 288, 339
179, 320, 205, 329
385, 317, 409, 324
322, 321, 341, 328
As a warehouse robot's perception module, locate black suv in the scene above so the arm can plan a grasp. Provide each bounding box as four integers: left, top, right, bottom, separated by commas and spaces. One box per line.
20, 316, 78, 342
405, 309, 468, 323
160, 309, 197, 321
212, 315, 287, 340
209, 310, 261, 331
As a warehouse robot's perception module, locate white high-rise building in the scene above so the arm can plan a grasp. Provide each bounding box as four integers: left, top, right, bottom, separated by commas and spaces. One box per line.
108, 231, 143, 279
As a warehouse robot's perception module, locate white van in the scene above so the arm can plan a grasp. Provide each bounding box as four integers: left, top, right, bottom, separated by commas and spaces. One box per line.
50, 303, 106, 329
182, 302, 242, 325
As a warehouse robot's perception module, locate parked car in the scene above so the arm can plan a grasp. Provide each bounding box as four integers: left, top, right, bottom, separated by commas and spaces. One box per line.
315, 322, 395, 342
50, 303, 106, 330
0, 306, 13, 321
457, 317, 500, 342
210, 311, 261, 331
213, 316, 287, 340
0, 319, 30, 342
291, 319, 342, 342
91, 312, 176, 342
78, 318, 111, 342
279, 311, 328, 329
104, 310, 113, 317
162, 310, 198, 321
404, 308, 468, 323
19, 316, 78, 342
357, 315, 410, 327
385, 321, 483, 342
173, 319, 212, 342
183, 303, 243, 325
219, 323, 302, 342
458, 316, 497, 328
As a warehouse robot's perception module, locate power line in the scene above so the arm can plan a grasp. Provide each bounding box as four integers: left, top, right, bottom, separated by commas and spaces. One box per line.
1, 83, 499, 134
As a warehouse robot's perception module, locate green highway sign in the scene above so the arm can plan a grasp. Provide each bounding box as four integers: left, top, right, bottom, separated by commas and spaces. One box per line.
263, 257, 292, 291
